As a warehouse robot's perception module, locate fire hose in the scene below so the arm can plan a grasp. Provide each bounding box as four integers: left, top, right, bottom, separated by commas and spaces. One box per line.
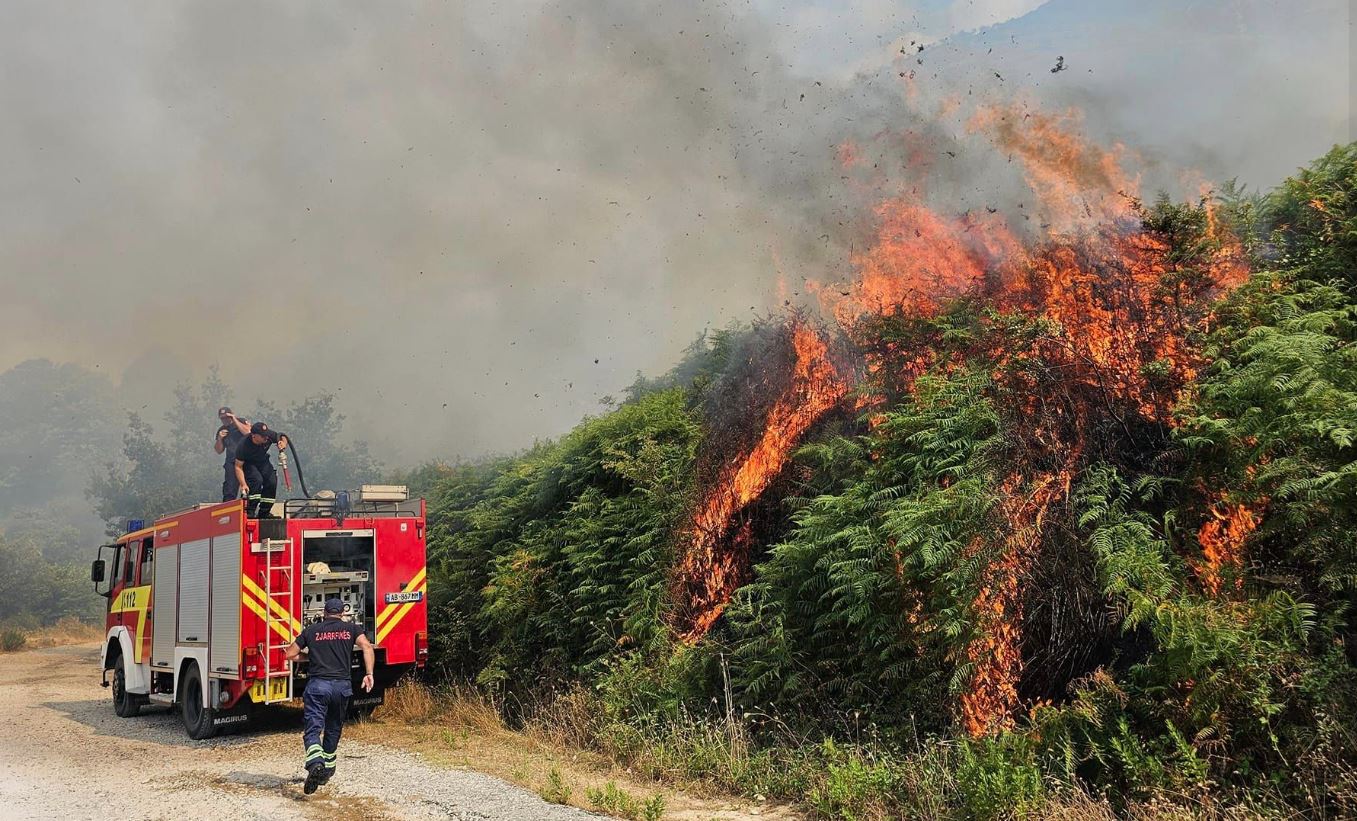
282, 436, 313, 499
239, 435, 313, 502
278, 449, 292, 492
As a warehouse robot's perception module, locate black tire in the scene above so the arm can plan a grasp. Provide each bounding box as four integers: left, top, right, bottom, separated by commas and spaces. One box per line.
180, 664, 218, 740
112, 664, 141, 717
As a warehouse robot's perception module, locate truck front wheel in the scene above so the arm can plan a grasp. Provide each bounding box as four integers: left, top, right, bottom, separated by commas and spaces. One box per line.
112, 665, 142, 718
180, 665, 218, 740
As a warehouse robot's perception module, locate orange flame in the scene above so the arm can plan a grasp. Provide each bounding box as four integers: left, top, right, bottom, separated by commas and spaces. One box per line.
679, 94, 1250, 735
832, 106, 1246, 735
822, 201, 1024, 326
676, 324, 847, 639
968, 104, 1138, 231
1196, 501, 1259, 596
960, 473, 1063, 737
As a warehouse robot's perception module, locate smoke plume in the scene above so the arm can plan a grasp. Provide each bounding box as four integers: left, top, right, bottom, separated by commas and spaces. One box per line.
0, 0, 1347, 470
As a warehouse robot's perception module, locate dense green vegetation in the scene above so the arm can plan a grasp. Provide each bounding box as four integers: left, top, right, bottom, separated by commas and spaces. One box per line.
0, 522, 101, 627
423, 147, 1357, 818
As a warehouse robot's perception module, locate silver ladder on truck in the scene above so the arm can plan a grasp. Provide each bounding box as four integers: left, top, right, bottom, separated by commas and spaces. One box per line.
261, 538, 295, 704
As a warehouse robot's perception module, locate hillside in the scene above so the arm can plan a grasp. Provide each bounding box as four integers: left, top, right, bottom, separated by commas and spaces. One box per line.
420, 124, 1357, 818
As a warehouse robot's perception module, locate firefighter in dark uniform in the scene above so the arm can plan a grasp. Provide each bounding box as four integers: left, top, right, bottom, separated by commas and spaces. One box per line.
233, 422, 289, 518
285, 598, 375, 794
213, 407, 251, 502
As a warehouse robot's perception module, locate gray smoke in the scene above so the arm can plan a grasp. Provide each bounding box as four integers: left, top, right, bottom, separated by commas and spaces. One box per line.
0, 0, 1348, 471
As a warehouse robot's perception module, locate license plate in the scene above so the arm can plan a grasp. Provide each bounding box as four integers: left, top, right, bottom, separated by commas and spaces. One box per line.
384, 591, 424, 604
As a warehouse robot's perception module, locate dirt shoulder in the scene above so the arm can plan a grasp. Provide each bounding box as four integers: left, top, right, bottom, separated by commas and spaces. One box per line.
0, 643, 797, 820
0, 643, 598, 820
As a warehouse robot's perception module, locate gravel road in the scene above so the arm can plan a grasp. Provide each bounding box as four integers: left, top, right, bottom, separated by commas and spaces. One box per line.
0, 643, 605, 820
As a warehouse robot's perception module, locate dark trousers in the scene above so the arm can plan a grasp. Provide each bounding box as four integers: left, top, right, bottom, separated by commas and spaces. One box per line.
221, 464, 240, 503
242, 462, 277, 518
302, 678, 351, 775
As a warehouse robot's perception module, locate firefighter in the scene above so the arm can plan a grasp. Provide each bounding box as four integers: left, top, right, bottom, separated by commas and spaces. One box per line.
213, 407, 251, 502
233, 421, 290, 518
285, 597, 375, 795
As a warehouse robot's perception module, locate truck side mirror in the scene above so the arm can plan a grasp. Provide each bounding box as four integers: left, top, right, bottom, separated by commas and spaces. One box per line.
91, 548, 113, 598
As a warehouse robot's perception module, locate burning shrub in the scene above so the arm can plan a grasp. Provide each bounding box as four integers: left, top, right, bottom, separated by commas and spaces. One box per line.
422, 133, 1357, 816
673, 317, 851, 639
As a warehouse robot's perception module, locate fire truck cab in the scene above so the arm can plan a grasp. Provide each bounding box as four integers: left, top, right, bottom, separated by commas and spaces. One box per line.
91, 486, 429, 739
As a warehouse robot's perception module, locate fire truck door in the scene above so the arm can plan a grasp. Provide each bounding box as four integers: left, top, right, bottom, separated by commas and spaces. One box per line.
110, 545, 132, 627
134, 539, 154, 663
109, 538, 154, 664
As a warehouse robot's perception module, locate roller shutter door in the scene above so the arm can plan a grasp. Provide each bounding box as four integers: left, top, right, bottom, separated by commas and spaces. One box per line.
177, 538, 210, 644
209, 534, 242, 676
151, 544, 178, 668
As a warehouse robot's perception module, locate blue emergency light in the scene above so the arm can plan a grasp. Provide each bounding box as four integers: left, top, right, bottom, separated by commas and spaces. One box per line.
126, 519, 145, 533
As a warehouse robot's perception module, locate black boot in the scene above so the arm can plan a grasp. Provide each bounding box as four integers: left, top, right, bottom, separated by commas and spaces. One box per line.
303, 764, 324, 794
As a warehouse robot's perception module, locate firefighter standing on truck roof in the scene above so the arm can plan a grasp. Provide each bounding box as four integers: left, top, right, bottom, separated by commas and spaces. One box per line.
234, 421, 289, 518
286, 598, 375, 795
214, 406, 251, 502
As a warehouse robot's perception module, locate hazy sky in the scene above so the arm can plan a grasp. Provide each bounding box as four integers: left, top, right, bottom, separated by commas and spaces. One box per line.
1, 0, 1348, 464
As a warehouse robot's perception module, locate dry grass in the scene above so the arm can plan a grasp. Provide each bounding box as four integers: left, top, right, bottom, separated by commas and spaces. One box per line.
0, 617, 103, 653
365, 682, 1299, 821
1025, 790, 1285, 821
376, 678, 437, 722
525, 684, 597, 748
355, 679, 792, 820
355, 681, 1301, 821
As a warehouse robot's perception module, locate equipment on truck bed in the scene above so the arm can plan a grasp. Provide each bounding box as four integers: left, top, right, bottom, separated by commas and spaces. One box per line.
301, 570, 369, 626
90, 487, 429, 739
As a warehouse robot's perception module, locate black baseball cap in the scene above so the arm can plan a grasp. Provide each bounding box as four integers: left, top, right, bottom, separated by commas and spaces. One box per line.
218, 406, 233, 415
324, 598, 345, 615
250, 422, 270, 436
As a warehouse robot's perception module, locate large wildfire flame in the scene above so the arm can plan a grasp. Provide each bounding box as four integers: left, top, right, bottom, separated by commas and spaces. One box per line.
676, 99, 1250, 735
675, 323, 847, 639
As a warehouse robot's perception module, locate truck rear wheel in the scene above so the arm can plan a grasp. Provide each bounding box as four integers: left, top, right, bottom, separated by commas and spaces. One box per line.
112, 665, 141, 718
180, 665, 218, 740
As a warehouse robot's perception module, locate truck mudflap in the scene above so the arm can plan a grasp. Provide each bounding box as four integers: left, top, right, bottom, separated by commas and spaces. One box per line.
348, 691, 385, 711
211, 711, 253, 729
210, 699, 255, 730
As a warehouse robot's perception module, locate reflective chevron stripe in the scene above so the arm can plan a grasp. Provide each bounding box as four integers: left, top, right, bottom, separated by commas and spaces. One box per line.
242, 590, 292, 642
376, 578, 427, 645
242, 574, 303, 635
375, 568, 428, 631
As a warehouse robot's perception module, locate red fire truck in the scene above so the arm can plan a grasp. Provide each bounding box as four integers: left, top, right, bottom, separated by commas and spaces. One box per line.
91, 486, 429, 739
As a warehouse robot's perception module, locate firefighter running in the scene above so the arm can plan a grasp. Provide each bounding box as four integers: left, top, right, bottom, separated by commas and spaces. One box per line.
286, 597, 376, 795
234, 422, 289, 518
